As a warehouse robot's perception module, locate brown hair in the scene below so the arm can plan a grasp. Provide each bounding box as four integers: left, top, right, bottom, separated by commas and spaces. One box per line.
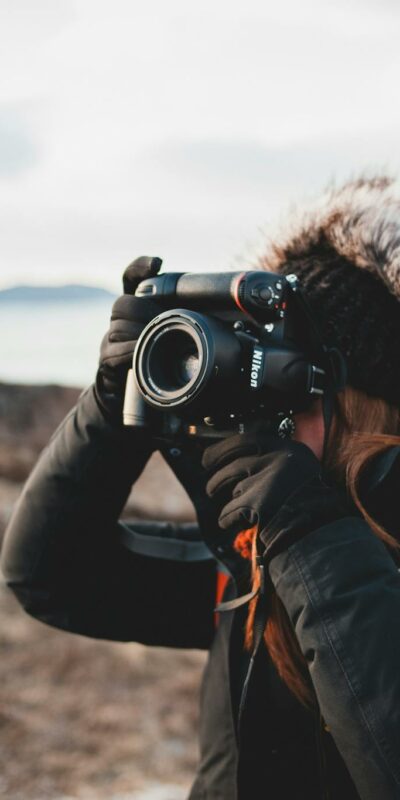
244, 385, 400, 707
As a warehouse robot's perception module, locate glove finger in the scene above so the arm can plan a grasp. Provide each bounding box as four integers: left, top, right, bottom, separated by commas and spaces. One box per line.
205, 454, 272, 499
123, 256, 162, 294
202, 434, 265, 474
108, 318, 146, 342
218, 502, 259, 534
202, 431, 288, 476
111, 294, 162, 323
231, 466, 276, 500
100, 339, 137, 367
206, 473, 244, 502
99, 331, 111, 362
231, 454, 320, 521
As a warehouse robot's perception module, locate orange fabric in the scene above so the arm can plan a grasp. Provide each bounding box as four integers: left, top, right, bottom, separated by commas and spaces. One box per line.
213, 527, 257, 628
233, 526, 257, 560
214, 570, 230, 628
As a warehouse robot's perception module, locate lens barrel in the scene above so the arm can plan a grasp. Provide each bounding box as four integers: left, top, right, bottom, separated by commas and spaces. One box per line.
133, 309, 242, 412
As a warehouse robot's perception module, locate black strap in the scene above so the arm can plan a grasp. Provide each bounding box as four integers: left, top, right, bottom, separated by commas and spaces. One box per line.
218, 552, 272, 736
315, 710, 331, 800
238, 558, 270, 733
322, 383, 335, 464
289, 275, 347, 465
216, 586, 259, 612
321, 351, 346, 464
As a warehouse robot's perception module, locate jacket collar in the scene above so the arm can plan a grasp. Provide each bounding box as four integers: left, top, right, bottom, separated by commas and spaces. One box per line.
359, 445, 400, 549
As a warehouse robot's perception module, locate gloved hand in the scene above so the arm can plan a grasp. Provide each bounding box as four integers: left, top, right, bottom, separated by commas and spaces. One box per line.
202, 429, 351, 564
95, 255, 163, 421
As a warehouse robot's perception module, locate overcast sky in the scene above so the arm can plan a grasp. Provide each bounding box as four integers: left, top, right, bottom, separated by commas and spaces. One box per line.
1, 0, 400, 291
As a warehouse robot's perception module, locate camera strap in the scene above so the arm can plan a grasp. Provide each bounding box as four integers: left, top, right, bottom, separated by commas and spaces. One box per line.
320, 347, 347, 463
216, 533, 272, 737
287, 275, 347, 461
237, 553, 271, 737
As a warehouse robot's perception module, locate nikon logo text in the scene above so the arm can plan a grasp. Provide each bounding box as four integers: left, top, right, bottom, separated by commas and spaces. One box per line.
250, 348, 264, 389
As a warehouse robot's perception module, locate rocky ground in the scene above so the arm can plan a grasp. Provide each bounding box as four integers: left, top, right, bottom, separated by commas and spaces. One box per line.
0, 383, 206, 800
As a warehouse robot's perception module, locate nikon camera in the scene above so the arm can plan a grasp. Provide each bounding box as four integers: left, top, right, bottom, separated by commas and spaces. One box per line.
123, 268, 332, 442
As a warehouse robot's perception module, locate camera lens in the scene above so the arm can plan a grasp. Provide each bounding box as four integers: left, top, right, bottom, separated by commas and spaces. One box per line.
134, 309, 243, 411
178, 351, 200, 384
148, 329, 201, 393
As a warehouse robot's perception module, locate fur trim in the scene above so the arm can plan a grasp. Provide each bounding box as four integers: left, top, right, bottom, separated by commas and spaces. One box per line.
261, 176, 400, 300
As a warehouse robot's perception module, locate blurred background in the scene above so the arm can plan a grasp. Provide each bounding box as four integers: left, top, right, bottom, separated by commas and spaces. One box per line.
1, 0, 399, 797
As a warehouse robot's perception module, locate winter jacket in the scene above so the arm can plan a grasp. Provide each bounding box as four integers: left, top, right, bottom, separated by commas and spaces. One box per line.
2, 385, 400, 800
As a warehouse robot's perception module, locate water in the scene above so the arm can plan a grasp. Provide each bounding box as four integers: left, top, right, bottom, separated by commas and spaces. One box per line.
0, 300, 115, 387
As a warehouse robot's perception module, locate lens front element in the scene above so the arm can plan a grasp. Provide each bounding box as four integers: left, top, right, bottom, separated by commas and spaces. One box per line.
133, 309, 242, 412
144, 326, 202, 396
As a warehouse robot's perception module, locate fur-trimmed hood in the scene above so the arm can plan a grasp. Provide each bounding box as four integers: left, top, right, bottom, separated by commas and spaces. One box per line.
259, 176, 400, 405
261, 176, 400, 300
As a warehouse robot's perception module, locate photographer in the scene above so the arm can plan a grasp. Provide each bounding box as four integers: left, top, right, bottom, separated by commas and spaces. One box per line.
2, 176, 400, 799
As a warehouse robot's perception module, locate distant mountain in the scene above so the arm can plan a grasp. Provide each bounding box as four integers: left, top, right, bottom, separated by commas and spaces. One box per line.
0, 285, 117, 303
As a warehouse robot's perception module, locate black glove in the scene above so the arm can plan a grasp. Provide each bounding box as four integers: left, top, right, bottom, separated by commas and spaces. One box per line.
202, 429, 351, 564
95, 255, 163, 421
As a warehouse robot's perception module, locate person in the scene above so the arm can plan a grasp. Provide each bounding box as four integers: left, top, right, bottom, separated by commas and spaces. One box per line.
2, 175, 400, 800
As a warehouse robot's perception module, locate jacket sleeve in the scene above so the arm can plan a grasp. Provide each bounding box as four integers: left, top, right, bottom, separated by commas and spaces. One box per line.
269, 518, 400, 800
0, 385, 217, 649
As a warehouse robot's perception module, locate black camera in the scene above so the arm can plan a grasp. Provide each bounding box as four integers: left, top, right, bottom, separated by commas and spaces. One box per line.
123, 268, 332, 441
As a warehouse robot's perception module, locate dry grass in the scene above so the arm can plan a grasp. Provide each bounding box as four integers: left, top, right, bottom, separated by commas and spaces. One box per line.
0, 584, 206, 799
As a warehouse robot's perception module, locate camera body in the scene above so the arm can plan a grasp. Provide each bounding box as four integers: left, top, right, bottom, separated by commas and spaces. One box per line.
123, 270, 328, 441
